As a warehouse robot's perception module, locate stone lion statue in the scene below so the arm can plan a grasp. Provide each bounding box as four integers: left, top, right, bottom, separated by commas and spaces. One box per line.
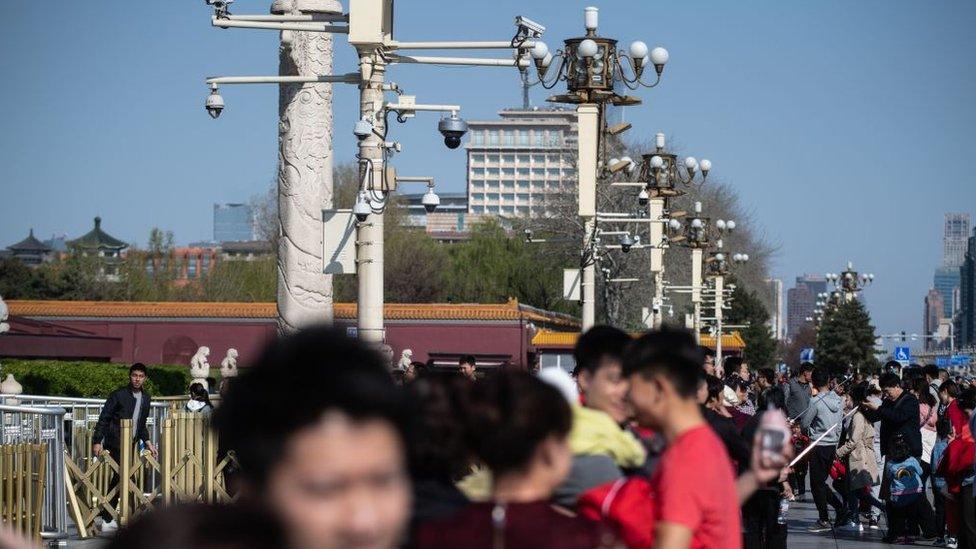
220, 348, 239, 378
189, 346, 211, 388
397, 349, 413, 371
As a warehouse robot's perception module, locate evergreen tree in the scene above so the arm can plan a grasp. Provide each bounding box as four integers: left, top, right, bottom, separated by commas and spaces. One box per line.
726, 285, 778, 368
815, 298, 878, 373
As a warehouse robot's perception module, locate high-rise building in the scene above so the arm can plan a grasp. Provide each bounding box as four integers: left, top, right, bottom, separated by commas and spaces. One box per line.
923, 288, 945, 350
786, 274, 828, 340
957, 229, 976, 348
213, 203, 255, 243
943, 213, 971, 267
767, 278, 784, 340
465, 107, 577, 217
934, 266, 961, 318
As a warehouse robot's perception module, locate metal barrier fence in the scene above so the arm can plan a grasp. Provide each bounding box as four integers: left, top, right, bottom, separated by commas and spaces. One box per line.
0, 404, 67, 539
0, 397, 235, 540
0, 443, 48, 539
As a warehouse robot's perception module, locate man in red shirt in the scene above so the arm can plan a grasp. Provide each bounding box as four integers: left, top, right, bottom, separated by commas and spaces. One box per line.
623, 327, 786, 549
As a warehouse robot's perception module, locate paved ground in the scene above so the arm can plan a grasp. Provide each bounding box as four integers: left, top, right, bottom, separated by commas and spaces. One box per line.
786, 495, 941, 548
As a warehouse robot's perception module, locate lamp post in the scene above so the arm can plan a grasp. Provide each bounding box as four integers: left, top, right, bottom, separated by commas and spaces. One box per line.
203, 0, 541, 342
527, 6, 669, 330
637, 132, 710, 327
825, 261, 874, 302
705, 233, 747, 370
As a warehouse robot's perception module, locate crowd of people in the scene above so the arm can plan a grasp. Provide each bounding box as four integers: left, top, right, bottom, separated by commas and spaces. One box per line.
6, 325, 975, 549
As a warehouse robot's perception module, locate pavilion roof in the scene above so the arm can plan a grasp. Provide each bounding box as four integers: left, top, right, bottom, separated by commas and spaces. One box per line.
7, 229, 52, 253
68, 217, 127, 251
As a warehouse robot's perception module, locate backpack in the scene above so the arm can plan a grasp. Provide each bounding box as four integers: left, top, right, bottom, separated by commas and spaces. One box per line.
578, 477, 654, 549
888, 459, 923, 507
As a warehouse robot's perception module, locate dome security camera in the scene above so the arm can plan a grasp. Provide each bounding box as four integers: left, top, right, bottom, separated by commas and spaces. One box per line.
620, 234, 634, 253
353, 117, 374, 141
438, 113, 468, 149
353, 192, 371, 222
421, 187, 440, 213
205, 88, 224, 119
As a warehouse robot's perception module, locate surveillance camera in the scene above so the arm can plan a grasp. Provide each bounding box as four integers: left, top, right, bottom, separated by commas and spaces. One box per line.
205, 88, 224, 119
638, 188, 649, 207
438, 113, 468, 149
353, 117, 374, 141
421, 188, 440, 213
514, 16, 546, 38
353, 192, 371, 222
620, 234, 634, 253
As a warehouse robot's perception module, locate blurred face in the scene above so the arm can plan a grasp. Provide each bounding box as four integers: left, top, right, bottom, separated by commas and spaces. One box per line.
265, 412, 410, 549
129, 370, 146, 390
703, 355, 715, 376
882, 384, 902, 401
801, 370, 813, 384
459, 362, 476, 379
578, 358, 631, 423
738, 364, 750, 382
404, 365, 416, 383
627, 373, 668, 430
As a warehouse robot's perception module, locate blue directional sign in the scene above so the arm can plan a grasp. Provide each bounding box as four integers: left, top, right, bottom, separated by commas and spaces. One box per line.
799, 348, 815, 363
893, 347, 911, 364
937, 355, 972, 367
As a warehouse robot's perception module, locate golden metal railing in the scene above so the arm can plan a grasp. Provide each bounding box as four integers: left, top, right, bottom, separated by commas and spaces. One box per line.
0, 443, 48, 539
63, 416, 237, 538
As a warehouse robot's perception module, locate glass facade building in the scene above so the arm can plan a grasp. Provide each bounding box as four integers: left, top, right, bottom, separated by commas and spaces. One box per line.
213, 203, 255, 243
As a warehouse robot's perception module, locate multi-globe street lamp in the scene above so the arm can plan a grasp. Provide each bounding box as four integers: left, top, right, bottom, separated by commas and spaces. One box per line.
638, 132, 710, 327
825, 261, 874, 302
525, 6, 669, 330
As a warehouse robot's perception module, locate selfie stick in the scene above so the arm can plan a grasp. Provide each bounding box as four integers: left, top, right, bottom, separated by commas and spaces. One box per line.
788, 406, 858, 468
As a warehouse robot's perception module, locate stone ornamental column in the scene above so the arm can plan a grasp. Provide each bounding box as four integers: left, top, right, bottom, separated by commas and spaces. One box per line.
272, 0, 343, 334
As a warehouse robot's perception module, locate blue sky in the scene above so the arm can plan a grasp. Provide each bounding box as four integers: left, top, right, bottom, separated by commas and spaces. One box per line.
1, 1, 974, 343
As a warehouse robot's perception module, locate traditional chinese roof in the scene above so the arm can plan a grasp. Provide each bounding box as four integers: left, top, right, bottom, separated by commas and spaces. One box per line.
6, 298, 580, 328
7, 229, 52, 253
68, 217, 127, 251
531, 329, 746, 351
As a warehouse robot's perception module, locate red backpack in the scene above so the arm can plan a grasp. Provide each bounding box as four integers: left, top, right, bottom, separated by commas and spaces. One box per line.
578, 477, 655, 549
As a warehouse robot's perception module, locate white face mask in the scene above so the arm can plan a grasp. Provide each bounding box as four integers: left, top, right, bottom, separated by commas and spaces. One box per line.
186, 400, 206, 412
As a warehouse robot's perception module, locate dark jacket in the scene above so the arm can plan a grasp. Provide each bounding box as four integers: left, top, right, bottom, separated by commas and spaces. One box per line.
703, 407, 751, 471
93, 386, 152, 449
784, 377, 811, 420
861, 390, 921, 459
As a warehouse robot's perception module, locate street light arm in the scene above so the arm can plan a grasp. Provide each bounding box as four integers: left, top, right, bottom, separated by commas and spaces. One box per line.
218, 13, 349, 23
388, 54, 531, 67
206, 74, 360, 86
212, 16, 349, 33
388, 40, 538, 50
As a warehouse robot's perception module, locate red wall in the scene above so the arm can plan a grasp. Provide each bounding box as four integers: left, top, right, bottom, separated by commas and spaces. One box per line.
23, 319, 533, 368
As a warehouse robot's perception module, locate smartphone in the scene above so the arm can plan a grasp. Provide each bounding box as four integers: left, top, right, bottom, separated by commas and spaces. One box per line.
760, 427, 786, 458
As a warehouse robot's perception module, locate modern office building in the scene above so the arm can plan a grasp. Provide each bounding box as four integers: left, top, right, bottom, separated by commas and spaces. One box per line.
465, 107, 577, 217
944, 213, 971, 267
213, 203, 255, 242
786, 274, 828, 340
923, 288, 945, 350
957, 229, 976, 348
934, 266, 961, 318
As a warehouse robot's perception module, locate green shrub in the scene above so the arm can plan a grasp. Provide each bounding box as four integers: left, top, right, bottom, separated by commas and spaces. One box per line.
0, 360, 194, 398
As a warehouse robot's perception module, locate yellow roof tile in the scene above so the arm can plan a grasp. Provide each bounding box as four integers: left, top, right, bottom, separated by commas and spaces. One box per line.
6, 300, 579, 327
